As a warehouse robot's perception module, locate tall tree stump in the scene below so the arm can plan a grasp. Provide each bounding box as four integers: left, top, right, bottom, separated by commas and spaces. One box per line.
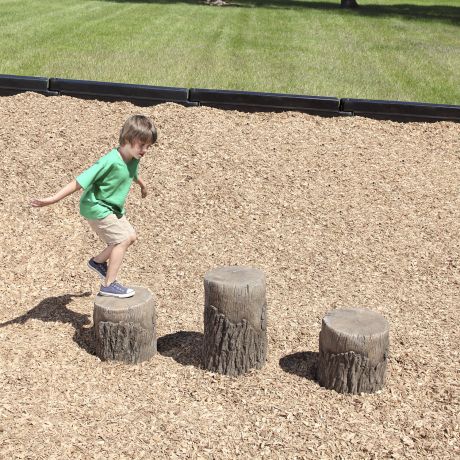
93, 287, 156, 364
203, 266, 267, 376
317, 308, 389, 394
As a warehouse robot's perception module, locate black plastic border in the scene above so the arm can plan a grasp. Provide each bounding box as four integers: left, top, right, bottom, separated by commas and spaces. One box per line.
0, 74, 58, 96
48, 78, 195, 107
0, 73, 458, 123
189, 88, 341, 116
341, 98, 460, 123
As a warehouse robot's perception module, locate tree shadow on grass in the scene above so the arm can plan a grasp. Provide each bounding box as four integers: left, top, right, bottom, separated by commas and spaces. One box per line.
279, 351, 319, 381
0, 292, 96, 356
104, 1, 460, 26
157, 330, 203, 368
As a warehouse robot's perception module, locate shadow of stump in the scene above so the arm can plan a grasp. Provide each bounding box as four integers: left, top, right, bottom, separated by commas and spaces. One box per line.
157, 331, 204, 368
279, 351, 319, 381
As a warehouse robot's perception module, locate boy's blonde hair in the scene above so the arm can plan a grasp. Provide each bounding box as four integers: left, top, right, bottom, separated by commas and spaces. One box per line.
119, 115, 157, 146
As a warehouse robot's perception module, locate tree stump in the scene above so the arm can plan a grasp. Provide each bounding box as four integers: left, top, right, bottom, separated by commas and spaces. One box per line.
93, 286, 156, 364
203, 266, 267, 376
317, 308, 389, 394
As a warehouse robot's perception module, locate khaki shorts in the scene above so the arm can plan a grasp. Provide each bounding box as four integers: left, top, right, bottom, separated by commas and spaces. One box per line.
87, 214, 135, 245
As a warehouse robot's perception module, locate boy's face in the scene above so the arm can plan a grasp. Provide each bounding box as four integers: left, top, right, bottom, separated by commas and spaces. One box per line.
126, 140, 152, 160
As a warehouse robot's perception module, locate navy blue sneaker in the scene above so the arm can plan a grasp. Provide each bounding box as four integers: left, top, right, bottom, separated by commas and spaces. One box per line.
88, 258, 108, 279
99, 281, 135, 298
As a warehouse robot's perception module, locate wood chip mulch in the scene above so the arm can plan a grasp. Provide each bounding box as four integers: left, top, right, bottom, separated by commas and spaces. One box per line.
0, 92, 459, 459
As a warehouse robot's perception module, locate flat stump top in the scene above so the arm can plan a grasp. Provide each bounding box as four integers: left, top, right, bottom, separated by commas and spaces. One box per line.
204, 266, 265, 288
323, 308, 389, 336
94, 286, 153, 313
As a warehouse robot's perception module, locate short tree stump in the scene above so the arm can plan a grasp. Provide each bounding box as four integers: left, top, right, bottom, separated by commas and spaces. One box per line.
317, 308, 389, 394
93, 286, 156, 364
203, 266, 267, 376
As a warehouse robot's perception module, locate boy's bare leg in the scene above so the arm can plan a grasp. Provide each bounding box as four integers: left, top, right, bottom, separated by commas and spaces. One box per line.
104, 238, 133, 286
93, 245, 114, 264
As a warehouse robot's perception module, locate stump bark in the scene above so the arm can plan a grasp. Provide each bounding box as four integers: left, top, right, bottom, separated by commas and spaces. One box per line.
317, 308, 389, 394
203, 266, 267, 376
93, 286, 156, 364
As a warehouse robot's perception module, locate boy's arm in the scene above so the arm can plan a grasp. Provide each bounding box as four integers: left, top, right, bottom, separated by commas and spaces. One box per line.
31, 179, 82, 207
134, 177, 147, 198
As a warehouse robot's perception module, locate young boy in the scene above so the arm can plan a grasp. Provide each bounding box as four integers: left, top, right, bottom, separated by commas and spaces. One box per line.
31, 115, 157, 298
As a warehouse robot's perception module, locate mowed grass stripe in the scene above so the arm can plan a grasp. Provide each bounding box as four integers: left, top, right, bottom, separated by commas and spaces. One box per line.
0, 0, 459, 104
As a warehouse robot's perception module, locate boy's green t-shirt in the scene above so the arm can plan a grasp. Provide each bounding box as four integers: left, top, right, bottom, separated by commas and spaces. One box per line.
76, 149, 139, 220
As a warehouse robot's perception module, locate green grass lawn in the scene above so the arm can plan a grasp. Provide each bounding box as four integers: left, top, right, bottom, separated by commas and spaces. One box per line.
0, 0, 459, 104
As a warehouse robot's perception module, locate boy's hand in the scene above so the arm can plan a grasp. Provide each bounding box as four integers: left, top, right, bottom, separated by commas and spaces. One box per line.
31, 197, 55, 207
30, 180, 81, 208
135, 177, 148, 198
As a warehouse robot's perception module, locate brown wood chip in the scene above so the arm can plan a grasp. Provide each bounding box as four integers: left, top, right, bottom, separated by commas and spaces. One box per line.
0, 92, 459, 458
